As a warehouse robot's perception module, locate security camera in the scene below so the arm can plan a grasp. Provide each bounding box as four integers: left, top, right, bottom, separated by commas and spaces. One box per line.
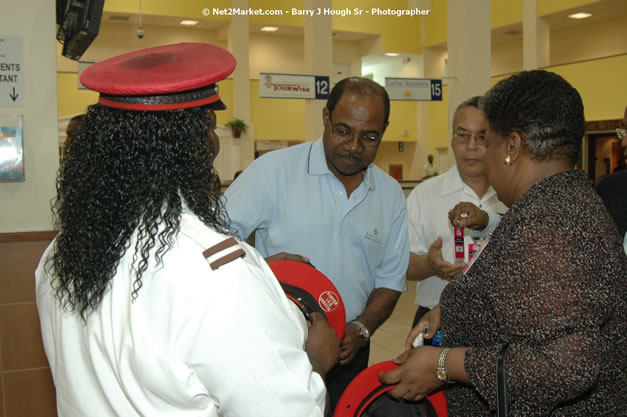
137, 27, 144, 39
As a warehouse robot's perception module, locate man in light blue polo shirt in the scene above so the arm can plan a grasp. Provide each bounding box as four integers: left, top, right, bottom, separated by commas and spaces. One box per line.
224, 77, 409, 412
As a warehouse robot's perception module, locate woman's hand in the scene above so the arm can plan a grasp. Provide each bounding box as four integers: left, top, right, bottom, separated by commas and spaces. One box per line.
379, 346, 443, 402
405, 305, 441, 351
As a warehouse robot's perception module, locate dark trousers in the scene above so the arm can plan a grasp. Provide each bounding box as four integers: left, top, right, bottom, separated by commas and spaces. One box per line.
411, 306, 433, 345
326, 341, 370, 414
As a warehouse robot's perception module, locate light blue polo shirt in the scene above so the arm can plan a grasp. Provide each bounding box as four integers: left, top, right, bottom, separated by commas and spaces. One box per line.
224, 138, 409, 321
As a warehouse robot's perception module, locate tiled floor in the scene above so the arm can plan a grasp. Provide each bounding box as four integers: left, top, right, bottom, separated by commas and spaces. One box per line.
369, 282, 417, 366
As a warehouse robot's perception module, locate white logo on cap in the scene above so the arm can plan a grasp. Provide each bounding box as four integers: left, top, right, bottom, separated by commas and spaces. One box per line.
319, 291, 339, 312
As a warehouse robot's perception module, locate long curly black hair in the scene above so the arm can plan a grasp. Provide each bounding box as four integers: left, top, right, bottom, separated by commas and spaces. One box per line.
48, 103, 231, 319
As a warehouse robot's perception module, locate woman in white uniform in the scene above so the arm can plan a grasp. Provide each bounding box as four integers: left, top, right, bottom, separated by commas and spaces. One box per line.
36, 42, 340, 417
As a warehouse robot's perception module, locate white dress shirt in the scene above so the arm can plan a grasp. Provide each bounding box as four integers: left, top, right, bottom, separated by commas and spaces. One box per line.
36, 210, 326, 417
407, 166, 507, 309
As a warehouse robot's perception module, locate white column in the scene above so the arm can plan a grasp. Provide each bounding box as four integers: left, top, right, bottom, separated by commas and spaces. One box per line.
227, 0, 253, 173
446, 0, 491, 125
523, 0, 550, 70
304, 0, 333, 141
0, 0, 58, 232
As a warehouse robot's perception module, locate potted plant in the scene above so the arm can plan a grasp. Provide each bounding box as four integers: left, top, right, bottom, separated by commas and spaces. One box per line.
225, 118, 248, 138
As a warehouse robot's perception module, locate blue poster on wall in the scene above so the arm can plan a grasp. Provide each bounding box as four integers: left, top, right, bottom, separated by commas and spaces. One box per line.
0, 114, 24, 181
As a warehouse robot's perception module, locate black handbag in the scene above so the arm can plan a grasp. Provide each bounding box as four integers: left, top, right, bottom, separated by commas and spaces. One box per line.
496, 344, 511, 417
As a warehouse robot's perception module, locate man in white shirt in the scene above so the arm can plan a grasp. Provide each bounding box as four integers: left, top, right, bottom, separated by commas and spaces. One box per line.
406, 96, 507, 330
423, 154, 438, 179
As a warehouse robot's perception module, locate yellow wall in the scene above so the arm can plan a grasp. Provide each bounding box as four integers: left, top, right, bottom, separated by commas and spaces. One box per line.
491, 0, 523, 28
424, 0, 447, 47
549, 55, 627, 122
216, 79, 234, 126
385, 101, 418, 142
249, 0, 305, 26
57, 73, 99, 117
491, 54, 627, 122
250, 80, 305, 140
103, 0, 231, 20
538, 0, 600, 16
334, 0, 422, 54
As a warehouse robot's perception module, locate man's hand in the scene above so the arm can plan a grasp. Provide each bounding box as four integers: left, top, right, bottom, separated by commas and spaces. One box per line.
338, 322, 367, 365
265, 252, 310, 264
379, 346, 443, 402
448, 202, 489, 230
427, 237, 465, 280
305, 312, 341, 378
405, 305, 441, 351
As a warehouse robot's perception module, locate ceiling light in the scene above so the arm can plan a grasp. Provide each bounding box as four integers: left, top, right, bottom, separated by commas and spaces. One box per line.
384, 52, 400, 57
261, 26, 279, 32
568, 12, 591, 20
180, 20, 199, 26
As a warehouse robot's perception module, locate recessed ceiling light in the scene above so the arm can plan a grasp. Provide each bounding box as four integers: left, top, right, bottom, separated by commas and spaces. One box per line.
568, 12, 591, 20
261, 26, 279, 32
384, 52, 400, 57
180, 20, 199, 26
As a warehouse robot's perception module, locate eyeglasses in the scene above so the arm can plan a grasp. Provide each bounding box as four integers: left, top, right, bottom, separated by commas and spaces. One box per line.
453, 130, 487, 147
327, 116, 382, 148
617, 128, 627, 140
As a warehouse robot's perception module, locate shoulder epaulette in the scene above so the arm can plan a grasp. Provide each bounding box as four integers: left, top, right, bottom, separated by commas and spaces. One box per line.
202, 237, 246, 270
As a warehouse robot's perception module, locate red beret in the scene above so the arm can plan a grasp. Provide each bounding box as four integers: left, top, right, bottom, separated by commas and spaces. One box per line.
269, 260, 346, 341
80, 42, 236, 111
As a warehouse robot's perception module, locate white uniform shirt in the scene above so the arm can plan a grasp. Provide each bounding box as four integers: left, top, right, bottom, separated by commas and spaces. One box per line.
423, 162, 437, 178
36, 211, 326, 417
407, 165, 507, 309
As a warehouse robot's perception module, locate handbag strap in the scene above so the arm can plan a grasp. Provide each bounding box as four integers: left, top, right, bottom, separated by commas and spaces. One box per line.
496, 344, 511, 417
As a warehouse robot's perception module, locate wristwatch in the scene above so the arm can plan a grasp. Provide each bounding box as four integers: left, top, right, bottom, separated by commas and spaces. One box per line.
436, 347, 452, 383
350, 320, 370, 341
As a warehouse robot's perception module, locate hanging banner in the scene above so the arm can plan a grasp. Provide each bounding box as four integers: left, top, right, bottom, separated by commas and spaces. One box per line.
260, 72, 330, 100
385, 77, 442, 101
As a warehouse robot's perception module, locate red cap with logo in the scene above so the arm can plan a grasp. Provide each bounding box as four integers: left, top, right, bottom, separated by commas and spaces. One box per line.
80, 42, 236, 111
269, 260, 346, 340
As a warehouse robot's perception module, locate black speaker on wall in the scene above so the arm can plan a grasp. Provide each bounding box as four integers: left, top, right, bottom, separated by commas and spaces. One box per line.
56, 0, 104, 61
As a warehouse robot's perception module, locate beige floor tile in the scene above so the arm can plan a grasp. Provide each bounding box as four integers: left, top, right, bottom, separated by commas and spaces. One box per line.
369, 286, 417, 366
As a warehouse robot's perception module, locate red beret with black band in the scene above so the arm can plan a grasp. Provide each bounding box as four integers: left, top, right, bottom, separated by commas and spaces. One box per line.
80, 42, 236, 111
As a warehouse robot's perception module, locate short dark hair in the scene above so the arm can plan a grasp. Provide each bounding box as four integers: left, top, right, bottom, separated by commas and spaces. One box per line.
451, 96, 483, 131
326, 77, 390, 125
483, 70, 585, 165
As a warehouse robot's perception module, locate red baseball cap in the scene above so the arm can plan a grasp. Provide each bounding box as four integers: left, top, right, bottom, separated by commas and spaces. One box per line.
333, 360, 448, 417
269, 260, 346, 340
80, 42, 236, 111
